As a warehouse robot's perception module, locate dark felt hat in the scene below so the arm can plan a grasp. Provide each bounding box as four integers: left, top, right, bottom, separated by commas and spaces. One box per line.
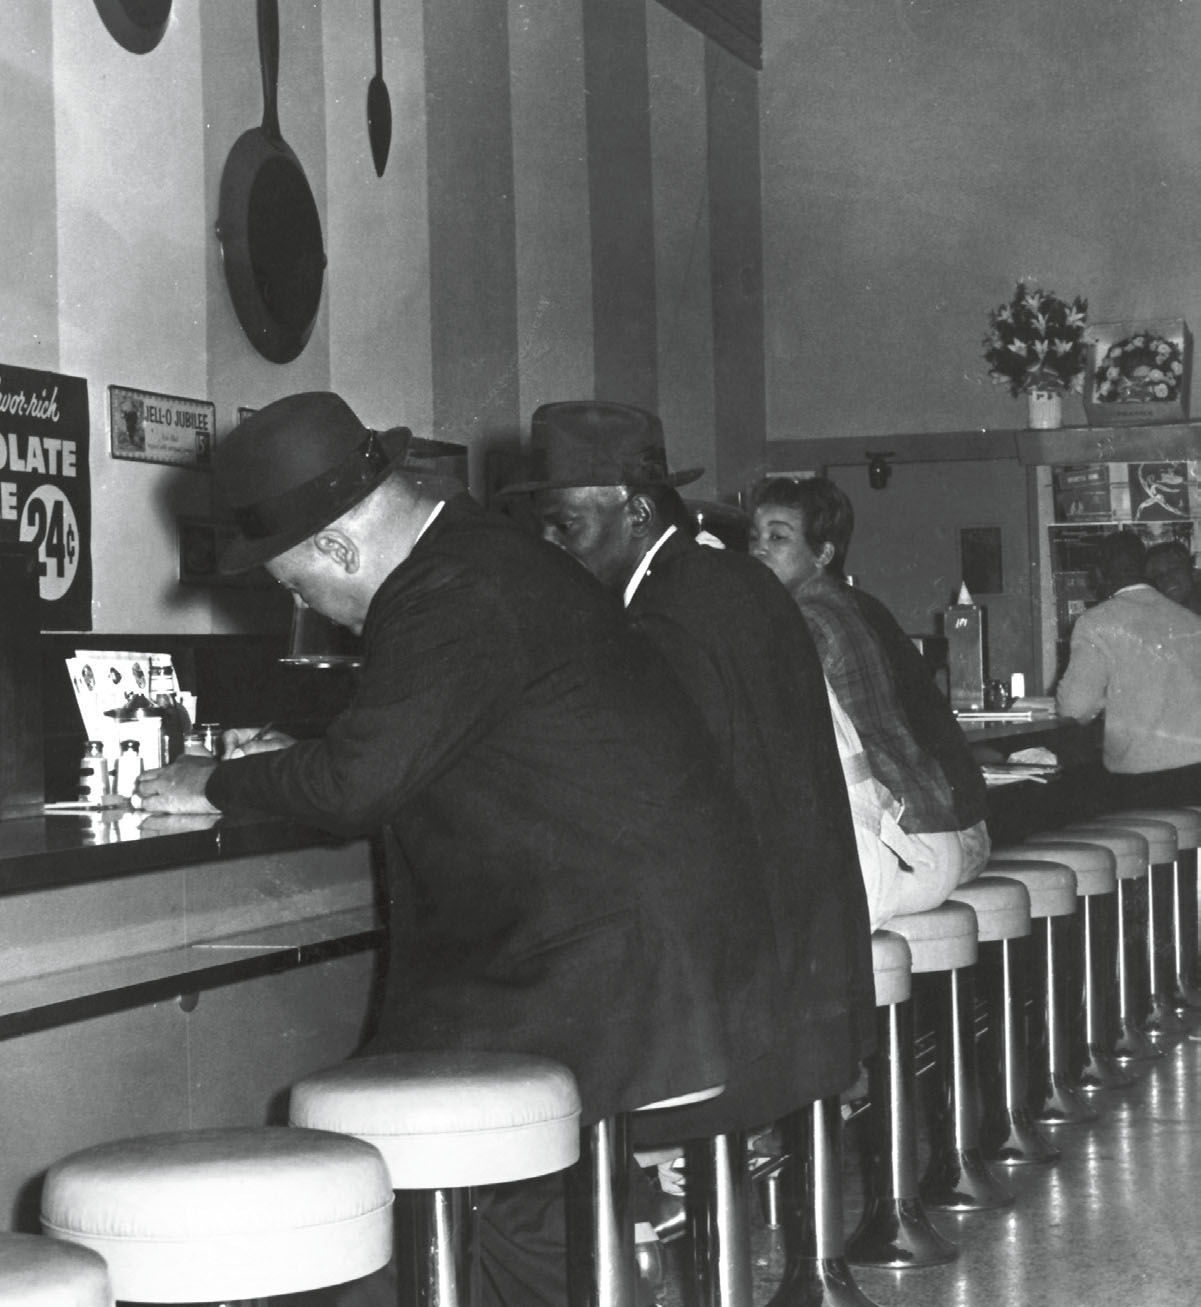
215, 392, 410, 574
499, 400, 703, 495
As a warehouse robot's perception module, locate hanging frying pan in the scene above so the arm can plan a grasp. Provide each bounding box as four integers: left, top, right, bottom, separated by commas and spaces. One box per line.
217, 0, 325, 364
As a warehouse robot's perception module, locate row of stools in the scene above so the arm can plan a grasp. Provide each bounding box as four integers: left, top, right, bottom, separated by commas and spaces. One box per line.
9, 803, 1200, 1306
795, 802, 1201, 1307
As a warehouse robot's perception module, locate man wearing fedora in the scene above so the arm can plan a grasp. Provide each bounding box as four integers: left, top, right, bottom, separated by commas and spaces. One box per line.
137, 390, 780, 1306
509, 401, 874, 1179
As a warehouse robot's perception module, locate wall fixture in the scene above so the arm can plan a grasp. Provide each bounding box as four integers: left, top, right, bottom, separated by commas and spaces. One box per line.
866, 450, 894, 490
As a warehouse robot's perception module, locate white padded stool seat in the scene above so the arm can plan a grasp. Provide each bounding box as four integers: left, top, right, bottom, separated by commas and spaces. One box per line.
887, 900, 978, 972
290, 1051, 581, 1190
1056, 825, 1150, 880
1083, 816, 1177, 865
41, 1126, 392, 1304
1001, 841, 1117, 897
949, 878, 1032, 941
981, 860, 1077, 918
1108, 807, 1201, 850
871, 929, 912, 1006
0, 1233, 111, 1307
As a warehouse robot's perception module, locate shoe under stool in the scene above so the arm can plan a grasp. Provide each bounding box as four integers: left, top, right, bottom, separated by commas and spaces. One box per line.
0, 1232, 111, 1306
885, 900, 1013, 1211
1080, 816, 1185, 1044
950, 878, 1058, 1167
982, 855, 1097, 1126
41, 1126, 393, 1304
1058, 824, 1160, 1064
290, 1052, 580, 1307
846, 929, 957, 1270
1106, 808, 1201, 1012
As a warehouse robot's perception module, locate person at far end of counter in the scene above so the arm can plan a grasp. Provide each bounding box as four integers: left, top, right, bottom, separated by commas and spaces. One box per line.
505, 398, 875, 1157
1145, 538, 1201, 617
748, 474, 991, 922
1056, 529, 1201, 806
135, 389, 778, 1307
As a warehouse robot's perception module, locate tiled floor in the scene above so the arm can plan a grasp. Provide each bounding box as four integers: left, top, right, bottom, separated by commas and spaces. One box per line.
655, 1028, 1201, 1306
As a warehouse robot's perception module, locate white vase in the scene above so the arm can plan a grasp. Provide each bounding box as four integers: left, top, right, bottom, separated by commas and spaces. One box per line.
1026, 389, 1063, 430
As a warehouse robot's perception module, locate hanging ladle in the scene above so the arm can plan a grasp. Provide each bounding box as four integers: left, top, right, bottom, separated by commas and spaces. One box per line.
367, 0, 392, 177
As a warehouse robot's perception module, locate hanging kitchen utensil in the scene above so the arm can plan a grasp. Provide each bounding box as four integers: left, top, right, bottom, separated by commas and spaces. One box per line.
367, 0, 392, 177
217, 0, 326, 364
93, 0, 172, 53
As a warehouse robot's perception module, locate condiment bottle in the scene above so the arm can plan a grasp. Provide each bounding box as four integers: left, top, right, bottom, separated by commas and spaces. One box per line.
115, 739, 143, 798
149, 657, 190, 763
77, 740, 111, 805
182, 731, 212, 757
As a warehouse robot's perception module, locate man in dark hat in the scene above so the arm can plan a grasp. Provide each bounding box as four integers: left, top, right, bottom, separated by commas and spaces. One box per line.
507, 400, 874, 1223
137, 391, 777, 1306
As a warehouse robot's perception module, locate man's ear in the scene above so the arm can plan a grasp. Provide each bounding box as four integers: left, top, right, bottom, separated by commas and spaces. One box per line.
312, 527, 360, 574
816, 541, 836, 569
626, 491, 656, 538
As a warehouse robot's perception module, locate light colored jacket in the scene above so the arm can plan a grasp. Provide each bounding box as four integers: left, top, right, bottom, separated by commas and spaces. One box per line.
1056, 584, 1201, 773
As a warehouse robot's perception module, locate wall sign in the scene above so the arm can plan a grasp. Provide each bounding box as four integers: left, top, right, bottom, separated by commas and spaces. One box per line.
0, 365, 91, 630
108, 384, 214, 469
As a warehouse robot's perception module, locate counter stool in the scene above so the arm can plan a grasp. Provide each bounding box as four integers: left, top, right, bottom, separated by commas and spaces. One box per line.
1081, 815, 1185, 1044
1058, 824, 1161, 1064
41, 1126, 393, 1303
886, 900, 1013, 1211
949, 878, 1058, 1167
0, 1232, 112, 1306
981, 857, 1096, 1127
1105, 807, 1201, 1012
1001, 839, 1127, 1095
289, 1051, 579, 1307
1014, 840, 1128, 1092
625, 1087, 741, 1307
846, 929, 957, 1270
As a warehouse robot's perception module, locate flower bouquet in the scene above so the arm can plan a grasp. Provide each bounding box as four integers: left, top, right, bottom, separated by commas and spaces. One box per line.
1083, 319, 1193, 426
983, 283, 1089, 398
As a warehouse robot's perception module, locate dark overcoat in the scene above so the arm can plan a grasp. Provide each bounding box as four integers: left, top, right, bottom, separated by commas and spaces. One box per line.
207, 495, 776, 1124
627, 532, 875, 1143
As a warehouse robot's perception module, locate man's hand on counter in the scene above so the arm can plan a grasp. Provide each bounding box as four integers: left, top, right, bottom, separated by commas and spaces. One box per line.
136, 756, 221, 814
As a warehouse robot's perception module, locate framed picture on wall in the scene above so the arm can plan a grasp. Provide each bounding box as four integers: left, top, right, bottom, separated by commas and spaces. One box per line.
959, 526, 1003, 595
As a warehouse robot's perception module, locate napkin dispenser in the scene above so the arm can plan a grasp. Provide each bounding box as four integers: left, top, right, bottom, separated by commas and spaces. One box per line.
0, 543, 44, 818
946, 588, 986, 713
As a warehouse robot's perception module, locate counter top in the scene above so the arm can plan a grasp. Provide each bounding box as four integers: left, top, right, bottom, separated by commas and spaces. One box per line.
0, 806, 349, 898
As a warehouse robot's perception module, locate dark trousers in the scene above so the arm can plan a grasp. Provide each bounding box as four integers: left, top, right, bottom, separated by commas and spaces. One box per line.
1106, 763, 1201, 808
331, 1170, 568, 1307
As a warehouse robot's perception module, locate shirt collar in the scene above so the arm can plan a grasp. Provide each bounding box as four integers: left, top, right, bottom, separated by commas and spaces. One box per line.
413, 500, 445, 545
623, 525, 677, 607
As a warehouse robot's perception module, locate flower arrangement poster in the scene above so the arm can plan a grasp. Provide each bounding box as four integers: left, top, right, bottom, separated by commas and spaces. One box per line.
0, 364, 91, 631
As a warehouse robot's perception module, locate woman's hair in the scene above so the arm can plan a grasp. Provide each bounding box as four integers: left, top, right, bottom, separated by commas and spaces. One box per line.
751, 475, 854, 574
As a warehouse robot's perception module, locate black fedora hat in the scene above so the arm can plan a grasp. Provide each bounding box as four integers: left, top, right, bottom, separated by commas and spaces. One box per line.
216, 392, 410, 574
500, 400, 703, 495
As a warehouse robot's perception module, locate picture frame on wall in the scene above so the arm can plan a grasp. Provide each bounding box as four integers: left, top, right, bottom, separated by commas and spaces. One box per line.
1083, 319, 1193, 427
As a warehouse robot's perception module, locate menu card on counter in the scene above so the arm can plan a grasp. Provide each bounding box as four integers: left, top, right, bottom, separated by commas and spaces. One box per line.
66, 651, 197, 768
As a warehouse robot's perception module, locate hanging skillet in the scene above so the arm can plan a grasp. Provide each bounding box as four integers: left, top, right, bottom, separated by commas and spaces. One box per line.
217, 0, 325, 364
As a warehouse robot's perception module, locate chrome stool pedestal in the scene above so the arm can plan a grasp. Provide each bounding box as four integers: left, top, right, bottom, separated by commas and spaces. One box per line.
846, 929, 956, 1269
1062, 825, 1161, 1065
1087, 816, 1185, 1045
766, 1099, 881, 1307
983, 857, 1097, 1127
951, 878, 1058, 1168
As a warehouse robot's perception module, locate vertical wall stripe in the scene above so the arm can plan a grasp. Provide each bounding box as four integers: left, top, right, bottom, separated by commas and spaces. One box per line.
647, 8, 716, 494
706, 44, 765, 497
509, 0, 594, 423
583, 0, 658, 408
424, 0, 520, 463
